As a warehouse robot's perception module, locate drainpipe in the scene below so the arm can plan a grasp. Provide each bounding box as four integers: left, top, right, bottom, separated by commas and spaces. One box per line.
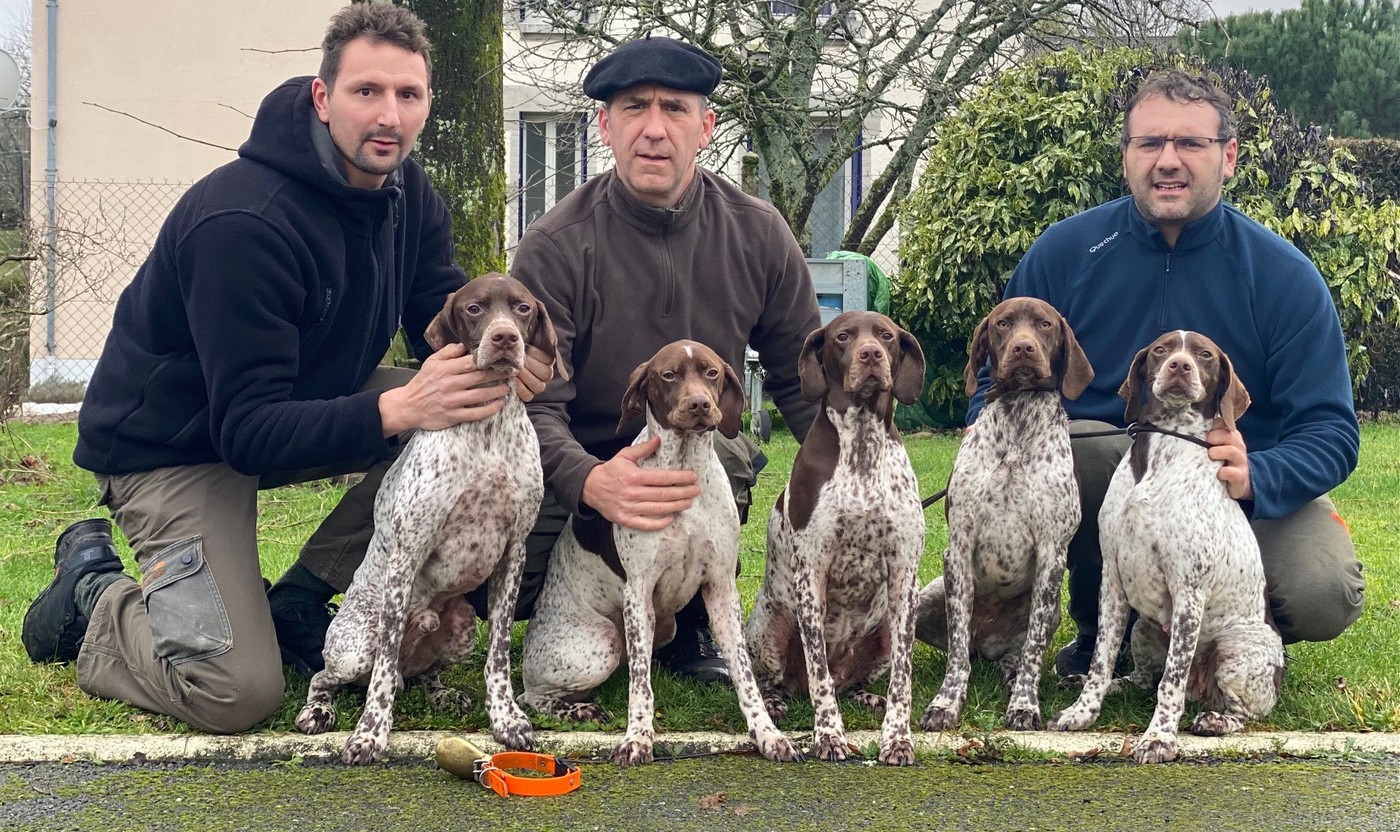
43, 0, 58, 378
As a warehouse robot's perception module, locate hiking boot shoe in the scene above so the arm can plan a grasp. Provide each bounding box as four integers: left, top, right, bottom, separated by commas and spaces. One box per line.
22, 518, 124, 663
1054, 629, 1132, 683
266, 581, 335, 678
655, 623, 732, 687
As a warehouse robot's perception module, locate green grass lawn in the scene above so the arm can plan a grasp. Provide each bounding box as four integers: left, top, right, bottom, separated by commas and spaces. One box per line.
0, 419, 1396, 738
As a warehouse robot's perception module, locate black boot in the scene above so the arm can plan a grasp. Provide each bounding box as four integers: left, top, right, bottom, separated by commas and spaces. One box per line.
654, 593, 732, 686
22, 518, 126, 663
1054, 612, 1136, 680
266, 562, 337, 677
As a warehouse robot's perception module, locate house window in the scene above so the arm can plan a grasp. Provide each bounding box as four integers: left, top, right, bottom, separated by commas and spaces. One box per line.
517, 0, 588, 34
518, 114, 588, 235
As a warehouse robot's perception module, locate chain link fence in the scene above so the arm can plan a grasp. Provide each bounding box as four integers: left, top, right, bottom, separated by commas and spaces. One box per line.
2, 169, 898, 414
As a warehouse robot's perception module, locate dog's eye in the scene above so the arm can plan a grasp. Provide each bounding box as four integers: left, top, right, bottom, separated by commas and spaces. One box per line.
515, 303, 532, 315
1153, 345, 1167, 355
1039, 319, 1053, 329
995, 319, 1009, 330
880, 330, 894, 341
661, 371, 677, 382
705, 367, 720, 379
834, 331, 850, 343
465, 304, 483, 316
1198, 350, 1213, 360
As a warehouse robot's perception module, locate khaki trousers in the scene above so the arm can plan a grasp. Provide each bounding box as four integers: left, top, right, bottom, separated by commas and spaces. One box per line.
1065, 420, 1365, 645
77, 368, 412, 733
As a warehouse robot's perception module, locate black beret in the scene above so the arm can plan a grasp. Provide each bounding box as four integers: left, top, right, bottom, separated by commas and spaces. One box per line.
582, 35, 722, 101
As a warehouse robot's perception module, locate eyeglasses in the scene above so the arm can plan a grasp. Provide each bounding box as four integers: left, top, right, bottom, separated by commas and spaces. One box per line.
1124, 136, 1228, 156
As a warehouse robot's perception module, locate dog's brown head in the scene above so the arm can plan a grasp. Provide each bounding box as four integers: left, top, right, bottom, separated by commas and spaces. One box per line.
797, 311, 926, 414
1120, 330, 1250, 430
619, 340, 745, 439
965, 297, 1093, 402
424, 272, 569, 382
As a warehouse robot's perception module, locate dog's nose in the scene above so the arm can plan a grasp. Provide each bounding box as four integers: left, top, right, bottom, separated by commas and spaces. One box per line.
491, 329, 520, 347
1009, 339, 1039, 357
857, 344, 884, 363
685, 396, 713, 414
1167, 357, 1194, 374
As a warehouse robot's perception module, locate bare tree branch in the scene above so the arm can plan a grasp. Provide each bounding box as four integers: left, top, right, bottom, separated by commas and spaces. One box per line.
82, 102, 238, 152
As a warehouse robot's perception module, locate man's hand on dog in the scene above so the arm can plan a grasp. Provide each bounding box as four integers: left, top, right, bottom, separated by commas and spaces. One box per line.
582, 437, 701, 531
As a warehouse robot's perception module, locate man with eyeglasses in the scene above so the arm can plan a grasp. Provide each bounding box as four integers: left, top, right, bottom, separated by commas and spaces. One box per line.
916, 70, 1364, 679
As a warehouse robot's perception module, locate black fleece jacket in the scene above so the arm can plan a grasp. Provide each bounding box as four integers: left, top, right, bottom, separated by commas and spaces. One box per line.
74, 76, 464, 477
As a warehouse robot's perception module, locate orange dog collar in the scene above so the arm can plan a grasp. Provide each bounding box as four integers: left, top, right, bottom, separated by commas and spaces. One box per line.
473, 752, 581, 798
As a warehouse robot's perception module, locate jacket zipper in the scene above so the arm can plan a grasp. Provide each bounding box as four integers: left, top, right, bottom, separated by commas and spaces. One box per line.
1158, 251, 1172, 331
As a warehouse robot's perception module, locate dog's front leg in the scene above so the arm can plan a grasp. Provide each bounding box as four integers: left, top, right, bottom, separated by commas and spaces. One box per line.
878, 556, 919, 765
922, 529, 975, 731
483, 538, 534, 751
1050, 552, 1132, 732
793, 555, 848, 762
703, 578, 802, 763
1133, 594, 1204, 764
613, 557, 659, 766
342, 551, 421, 765
1005, 539, 1066, 730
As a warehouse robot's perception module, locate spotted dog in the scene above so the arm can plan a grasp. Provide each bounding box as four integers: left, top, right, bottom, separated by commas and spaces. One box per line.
745, 311, 927, 765
520, 341, 801, 767
1050, 330, 1285, 763
295, 273, 567, 765
917, 297, 1094, 731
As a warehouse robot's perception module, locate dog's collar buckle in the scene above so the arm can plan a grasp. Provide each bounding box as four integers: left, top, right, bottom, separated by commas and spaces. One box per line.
473, 752, 581, 798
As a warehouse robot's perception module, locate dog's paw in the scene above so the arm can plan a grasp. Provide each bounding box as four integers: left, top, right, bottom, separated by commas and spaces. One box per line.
851, 690, 887, 713
1131, 732, 1179, 764
493, 712, 536, 751
295, 702, 336, 735
755, 730, 803, 763
762, 692, 788, 725
919, 701, 959, 732
1056, 673, 1088, 690
878, 737, 916, 767
341, 731, 389, 766
812, 730, 850, 763
1048, 707, 1094, 732
1190, 710, 1245, 737
1004, 705, 1044, 731
426, 686, 473, 713
557, 701, 609, 724
611, 735, 654, 767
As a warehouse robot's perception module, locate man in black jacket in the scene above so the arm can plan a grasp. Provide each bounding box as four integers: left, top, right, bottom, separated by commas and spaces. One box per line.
21, 4, 546, 733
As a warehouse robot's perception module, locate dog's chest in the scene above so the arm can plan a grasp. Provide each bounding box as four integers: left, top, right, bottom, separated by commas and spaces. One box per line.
1105, 435, 1259, 621
951, 396, 1079, 590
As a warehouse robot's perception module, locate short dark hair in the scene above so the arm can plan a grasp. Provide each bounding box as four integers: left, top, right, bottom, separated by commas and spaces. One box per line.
318, 3, 433, 93
1121, 70, 1237, 144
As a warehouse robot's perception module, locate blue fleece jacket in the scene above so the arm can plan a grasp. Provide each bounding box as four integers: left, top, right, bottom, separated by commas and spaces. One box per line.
967, 196, 1359, 521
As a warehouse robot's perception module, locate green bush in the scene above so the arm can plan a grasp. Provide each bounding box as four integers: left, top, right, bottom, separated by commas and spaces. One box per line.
1334, 137, 1400, 202
895, 47, 1400, 423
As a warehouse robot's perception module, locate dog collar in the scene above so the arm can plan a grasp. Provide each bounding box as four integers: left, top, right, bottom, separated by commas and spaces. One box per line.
1126, 421, 1213, 450
473, 752, 581, 798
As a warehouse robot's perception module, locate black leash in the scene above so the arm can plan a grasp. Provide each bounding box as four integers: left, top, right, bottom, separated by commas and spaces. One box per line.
918, 421, 1211, 509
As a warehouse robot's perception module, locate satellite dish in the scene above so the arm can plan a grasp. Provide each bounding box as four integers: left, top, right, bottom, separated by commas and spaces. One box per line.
0, 50, 19, 110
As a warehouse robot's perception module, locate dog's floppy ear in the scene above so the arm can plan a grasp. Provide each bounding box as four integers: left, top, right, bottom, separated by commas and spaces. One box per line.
1214, 351, 1251, 431
797, 327, 829, 402
1057, 315, 1095, 401
425, 287, 465, 351
893, 328, 927, 405
1119, 346, 1151, 423
718, 361, 746, 439
964, 315, 992, 399
617, 360, 650, 432
527, 301, 570, 383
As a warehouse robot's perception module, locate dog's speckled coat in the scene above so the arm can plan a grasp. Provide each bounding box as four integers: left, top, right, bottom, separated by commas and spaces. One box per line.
1051, 330, 1284, 764
294, 274, 565, 765
520, 341, 800, 767
745, 311, 927, 765
918, 297, 1093, 732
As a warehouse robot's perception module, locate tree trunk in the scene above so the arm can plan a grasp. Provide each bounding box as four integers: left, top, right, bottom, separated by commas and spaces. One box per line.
406, 0, 506, 276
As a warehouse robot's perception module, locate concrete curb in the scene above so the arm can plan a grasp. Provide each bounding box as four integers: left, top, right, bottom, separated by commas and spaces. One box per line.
2, 730, 1397, 765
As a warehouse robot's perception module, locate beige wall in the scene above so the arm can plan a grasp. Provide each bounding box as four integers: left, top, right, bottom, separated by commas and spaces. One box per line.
27, 0, 344, 386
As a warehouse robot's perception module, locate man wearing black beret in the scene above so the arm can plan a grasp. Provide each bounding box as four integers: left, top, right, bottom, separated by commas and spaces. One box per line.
503, 35, 822, 683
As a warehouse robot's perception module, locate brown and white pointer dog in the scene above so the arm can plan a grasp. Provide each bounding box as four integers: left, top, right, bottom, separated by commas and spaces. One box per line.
1051, 330, 1284, 763
745, 311, 927, 765
520, 340, 801, 767
295, 273, 566, 765
917, 297, 1093, 731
